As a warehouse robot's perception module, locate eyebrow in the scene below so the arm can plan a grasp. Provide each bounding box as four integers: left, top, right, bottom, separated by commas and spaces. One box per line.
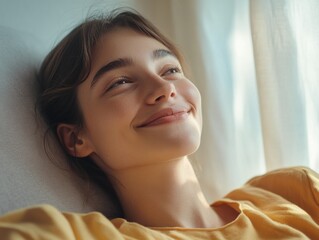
153, 49, 175, 60
90, 49, 177, 88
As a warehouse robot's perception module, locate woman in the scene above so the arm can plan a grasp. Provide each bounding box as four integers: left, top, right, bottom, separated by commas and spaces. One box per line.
0, 9, 318, 239
38, 9, 236, 228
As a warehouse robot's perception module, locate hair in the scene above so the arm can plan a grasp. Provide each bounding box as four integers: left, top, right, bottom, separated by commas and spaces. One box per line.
36, 9, 185, 211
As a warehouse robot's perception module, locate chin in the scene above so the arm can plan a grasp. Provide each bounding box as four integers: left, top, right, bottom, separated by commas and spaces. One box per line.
157, 130, 201, 158
175, 136, 201, 156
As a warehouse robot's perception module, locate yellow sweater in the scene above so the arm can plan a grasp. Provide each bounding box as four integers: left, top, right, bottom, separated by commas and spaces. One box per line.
0, 167, 318, 239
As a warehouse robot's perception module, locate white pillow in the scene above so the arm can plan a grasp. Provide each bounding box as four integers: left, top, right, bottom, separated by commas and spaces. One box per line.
0, 26, 119, 217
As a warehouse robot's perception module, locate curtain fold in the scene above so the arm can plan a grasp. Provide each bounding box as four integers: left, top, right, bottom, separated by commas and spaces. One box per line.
250, 0, 319, 171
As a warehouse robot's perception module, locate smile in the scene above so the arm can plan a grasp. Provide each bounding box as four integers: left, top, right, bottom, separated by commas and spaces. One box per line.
137, 107, 191, 128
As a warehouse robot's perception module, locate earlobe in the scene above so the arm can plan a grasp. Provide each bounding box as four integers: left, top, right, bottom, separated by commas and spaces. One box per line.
56, 124, 93, 157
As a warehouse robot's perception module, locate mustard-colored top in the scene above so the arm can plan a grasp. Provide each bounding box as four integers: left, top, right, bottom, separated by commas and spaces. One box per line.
0, 167, 318, 239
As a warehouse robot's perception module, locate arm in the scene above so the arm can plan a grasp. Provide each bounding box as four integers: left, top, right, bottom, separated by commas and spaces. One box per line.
0, 204, 125, 240
246, 167, 319, 223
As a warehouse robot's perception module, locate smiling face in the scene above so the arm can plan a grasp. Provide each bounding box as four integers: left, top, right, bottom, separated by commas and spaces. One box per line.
75, 27, 202, 171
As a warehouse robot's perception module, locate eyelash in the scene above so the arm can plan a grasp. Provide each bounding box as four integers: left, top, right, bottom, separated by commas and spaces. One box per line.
107, 77, 132, 91
162, 67, 182, 76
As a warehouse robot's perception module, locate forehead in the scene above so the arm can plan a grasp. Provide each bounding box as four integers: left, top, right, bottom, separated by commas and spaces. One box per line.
91, 27, 169, 64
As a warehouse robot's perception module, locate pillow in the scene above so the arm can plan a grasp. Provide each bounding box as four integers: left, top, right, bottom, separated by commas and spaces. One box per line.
0, 26, 119, 217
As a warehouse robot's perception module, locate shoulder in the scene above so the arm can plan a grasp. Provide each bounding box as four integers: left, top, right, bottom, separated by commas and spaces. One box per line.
226, 166, 319, 202
244, 166, 319, 220
223, 167, 319, 238
0, 204, 123, 240
0, 205, 181, 239
246, 166, 319, 196
0, 204, 63, 222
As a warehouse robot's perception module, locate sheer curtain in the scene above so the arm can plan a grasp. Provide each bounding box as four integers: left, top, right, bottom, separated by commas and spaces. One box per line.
149, 0, 319, 201
250, 0, 319, 171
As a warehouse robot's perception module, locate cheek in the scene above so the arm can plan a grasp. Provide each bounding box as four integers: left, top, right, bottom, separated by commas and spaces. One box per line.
81, 95, 140, 165
180, 79, 201, 103
86, 96, 137, 137
189, 82, 202, 108
180, 80, 202, 125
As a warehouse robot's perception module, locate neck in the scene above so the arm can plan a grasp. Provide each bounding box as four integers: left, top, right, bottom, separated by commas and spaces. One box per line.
109, 157, 225, 228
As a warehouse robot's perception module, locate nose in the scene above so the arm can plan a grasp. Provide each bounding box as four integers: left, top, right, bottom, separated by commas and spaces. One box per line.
145, 78, 177, 104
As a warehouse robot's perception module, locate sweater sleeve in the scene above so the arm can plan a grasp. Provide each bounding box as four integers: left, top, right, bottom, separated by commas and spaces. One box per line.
0, 204, 125, 240
246, 166, 319, 223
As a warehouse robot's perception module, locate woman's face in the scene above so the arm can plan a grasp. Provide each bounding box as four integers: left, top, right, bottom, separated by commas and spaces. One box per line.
77, 27, 202, 171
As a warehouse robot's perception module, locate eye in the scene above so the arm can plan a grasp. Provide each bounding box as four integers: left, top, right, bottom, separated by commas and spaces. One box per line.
162, 67, 182, 77
107, 77, 133, 91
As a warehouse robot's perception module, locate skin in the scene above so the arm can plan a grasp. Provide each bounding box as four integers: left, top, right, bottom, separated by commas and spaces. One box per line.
58, 27, 238, 228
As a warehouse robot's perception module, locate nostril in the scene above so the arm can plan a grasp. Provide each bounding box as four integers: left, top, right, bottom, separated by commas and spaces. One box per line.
147, 83, 177, 104
155, 95, 165, 102
155, 90, 175, 102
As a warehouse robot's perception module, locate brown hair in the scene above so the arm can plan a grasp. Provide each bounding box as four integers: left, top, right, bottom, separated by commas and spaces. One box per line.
36, 9, 185, 210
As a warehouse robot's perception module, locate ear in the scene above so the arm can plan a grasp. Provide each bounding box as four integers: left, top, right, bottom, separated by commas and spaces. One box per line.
56, 123, 94, 157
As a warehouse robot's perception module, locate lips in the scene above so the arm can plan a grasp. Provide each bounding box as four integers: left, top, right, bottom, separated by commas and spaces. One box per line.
136, 107, 190, 128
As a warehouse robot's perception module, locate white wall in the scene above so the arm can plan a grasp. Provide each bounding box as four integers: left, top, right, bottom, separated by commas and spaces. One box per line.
0, 0, 172, 56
